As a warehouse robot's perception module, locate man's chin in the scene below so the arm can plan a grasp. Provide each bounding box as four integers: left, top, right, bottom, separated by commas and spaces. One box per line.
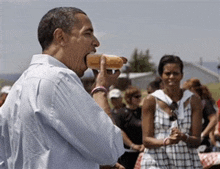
168, 81, 177, 85
78, 68, 88, 78
78, 72, 84, 78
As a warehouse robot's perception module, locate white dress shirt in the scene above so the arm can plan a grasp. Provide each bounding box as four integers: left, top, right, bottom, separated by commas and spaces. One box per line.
0, 54, 124, 169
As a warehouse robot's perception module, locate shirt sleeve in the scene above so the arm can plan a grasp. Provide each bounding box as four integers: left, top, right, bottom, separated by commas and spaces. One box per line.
203, 100, 216, 117
37, 73, 125, 166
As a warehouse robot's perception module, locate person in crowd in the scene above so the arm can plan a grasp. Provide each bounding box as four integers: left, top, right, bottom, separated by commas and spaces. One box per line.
0, 7, 125, 169
182, 78, 217, 152
111, 86, 144, 169
218, 99, 220, 133
210, 99, 220, 152
213, 99, 220, 150
146, 77, 163, 94
100, 88, 127, 169
215, 104, 220, 148
0, 85, 11, 107
108, 88, 142, 168
141, 55, 203, 168
210, 123, 220, 152
109, 88, 126, 116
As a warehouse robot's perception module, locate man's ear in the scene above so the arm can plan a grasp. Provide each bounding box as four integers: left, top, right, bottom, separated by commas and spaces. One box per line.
53, 28, 67, 46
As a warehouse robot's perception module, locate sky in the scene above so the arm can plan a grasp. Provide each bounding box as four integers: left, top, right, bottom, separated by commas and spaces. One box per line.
0, 0, 220, 74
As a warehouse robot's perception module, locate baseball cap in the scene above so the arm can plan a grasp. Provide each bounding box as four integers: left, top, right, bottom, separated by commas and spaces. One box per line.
1, 85, 11, 94
108, 89, 122, 99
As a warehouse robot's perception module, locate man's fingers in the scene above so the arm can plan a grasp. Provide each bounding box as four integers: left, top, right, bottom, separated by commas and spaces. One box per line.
113, 69, 121, 78
92, 69, 98, 78
107, 70, 114, 74
100, 55, 106, 73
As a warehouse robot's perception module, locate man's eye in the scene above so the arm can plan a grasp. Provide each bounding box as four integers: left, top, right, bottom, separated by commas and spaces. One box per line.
173, 72, 180, 76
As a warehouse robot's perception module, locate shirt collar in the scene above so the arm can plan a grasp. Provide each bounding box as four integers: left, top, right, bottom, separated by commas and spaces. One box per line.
30, 54, 68, 69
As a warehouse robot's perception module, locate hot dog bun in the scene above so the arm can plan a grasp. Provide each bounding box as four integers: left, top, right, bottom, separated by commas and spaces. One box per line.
86, 54, 127, 70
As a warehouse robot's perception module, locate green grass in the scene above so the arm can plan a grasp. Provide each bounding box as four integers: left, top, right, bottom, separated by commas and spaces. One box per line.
207, 82, 220, 102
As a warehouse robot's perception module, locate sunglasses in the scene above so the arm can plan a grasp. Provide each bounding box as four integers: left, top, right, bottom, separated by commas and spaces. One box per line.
133, 95, 142, 99
169, 101, 178, 121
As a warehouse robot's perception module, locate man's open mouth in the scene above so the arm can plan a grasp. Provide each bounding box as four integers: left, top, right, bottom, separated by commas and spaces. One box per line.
84, 52, 95, 66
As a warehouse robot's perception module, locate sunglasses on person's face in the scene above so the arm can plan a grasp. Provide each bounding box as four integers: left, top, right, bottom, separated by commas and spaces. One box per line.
169, 101, 178, 121
133, 95, 142, 99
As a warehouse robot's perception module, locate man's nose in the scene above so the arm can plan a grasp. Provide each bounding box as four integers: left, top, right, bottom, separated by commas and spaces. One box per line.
93, 35, 100, 47
169, 73, 174, 78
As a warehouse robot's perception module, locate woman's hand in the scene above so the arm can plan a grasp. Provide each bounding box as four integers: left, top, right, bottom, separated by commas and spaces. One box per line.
170, 127, 182, 135
132, 144, 145, 152
165, 136, 180, 145
167, 127, 183, 145
140, 144, 145, 152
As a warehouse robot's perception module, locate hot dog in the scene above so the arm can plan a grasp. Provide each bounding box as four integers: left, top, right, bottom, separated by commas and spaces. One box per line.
86, 54, 127, 70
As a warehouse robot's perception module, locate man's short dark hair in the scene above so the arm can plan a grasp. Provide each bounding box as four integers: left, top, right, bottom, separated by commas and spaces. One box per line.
38, 7, 86, 51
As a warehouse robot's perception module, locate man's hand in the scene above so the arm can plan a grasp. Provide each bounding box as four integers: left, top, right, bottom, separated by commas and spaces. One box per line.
93, 55, 120, 89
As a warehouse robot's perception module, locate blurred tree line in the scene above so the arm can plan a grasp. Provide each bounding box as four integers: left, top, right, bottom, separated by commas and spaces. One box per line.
124, 48, 156, 73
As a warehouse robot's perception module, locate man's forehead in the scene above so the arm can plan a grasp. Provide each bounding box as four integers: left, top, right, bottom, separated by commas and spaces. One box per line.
74, 13, 93, 30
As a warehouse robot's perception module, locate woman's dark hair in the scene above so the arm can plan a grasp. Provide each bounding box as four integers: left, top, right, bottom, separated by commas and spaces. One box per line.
158, 55, 184, 76
38, 7, 86, 51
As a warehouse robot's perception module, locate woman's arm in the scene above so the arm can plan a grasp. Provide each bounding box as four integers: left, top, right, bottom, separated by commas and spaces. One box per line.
142, 95, 165, 148
201, 101, 217, 138
122, 130, 144, 151
209, 129, 216, 146
142, 95, 180, 148
188, 95, 203, 147
201, 113, 217, 138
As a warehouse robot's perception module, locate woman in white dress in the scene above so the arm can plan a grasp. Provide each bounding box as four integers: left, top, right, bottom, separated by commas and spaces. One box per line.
141, 55, 203, 169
